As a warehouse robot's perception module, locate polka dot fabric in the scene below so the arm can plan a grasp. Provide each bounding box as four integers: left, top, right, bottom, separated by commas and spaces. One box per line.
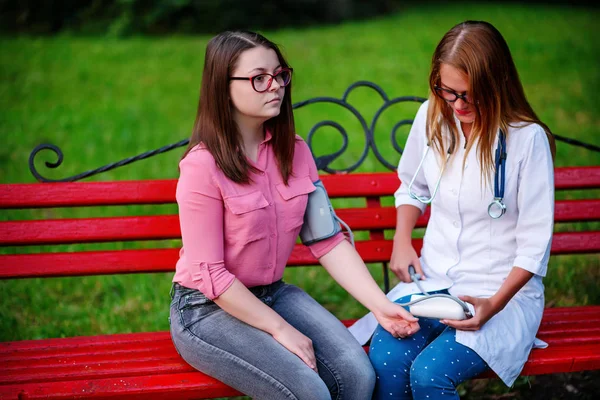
369, 291, 490, 399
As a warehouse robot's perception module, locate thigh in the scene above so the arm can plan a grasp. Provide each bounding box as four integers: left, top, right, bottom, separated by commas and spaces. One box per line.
170, 290, 330, 400
412, 327, 489, 388
271, 284, 376, 400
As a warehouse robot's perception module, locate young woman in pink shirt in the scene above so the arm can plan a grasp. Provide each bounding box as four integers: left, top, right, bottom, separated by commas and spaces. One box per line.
169, 31, 419, 399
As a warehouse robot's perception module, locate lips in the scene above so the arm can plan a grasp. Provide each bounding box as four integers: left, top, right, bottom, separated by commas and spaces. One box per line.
455, 108, 471, 116
267, 98, 281, 104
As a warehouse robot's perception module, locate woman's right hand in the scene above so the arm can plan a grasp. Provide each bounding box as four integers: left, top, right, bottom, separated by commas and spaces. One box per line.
271, 323, 318, 373
390, 239, 426, 283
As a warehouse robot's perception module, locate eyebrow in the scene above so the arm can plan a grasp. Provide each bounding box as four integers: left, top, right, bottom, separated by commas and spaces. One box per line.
247, 65, 282, 74
441, 83, 468, 95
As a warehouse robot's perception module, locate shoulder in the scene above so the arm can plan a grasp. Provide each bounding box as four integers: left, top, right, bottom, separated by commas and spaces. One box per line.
177, 144, 221, 199
294, 134, 311, 157
508, 122, 550, 149
414, 99, 430, 122
179, 143, 217, 172
507, 122, 553, 165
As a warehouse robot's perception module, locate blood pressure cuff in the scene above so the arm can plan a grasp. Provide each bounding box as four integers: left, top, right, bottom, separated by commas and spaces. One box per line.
299, 179, 342, 245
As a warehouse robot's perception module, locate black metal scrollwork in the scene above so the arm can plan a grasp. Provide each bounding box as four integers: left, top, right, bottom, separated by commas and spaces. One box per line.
295, 81, 426, 173
30, 81, 425, 182
29, 80, 599, 182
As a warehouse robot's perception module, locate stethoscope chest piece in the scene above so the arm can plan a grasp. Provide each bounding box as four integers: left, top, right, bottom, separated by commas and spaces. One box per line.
488, 198, 506, 219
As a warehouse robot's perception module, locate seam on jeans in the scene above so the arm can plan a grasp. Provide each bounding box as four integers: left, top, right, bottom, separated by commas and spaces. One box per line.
181, 325, 299, 399
315, 353, 342, 400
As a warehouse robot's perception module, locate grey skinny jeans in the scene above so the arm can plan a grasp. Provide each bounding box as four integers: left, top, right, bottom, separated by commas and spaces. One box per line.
169, 280, 376, 399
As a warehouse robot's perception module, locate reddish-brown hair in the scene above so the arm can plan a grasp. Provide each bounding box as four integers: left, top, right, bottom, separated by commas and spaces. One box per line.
427, 21, 555, 183
182, 31, 296, 184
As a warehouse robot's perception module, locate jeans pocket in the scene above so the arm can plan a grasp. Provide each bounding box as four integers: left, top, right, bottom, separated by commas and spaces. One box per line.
178, 293, 221, 328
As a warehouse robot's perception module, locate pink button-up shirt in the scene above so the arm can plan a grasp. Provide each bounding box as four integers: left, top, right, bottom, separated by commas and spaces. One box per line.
173, 132, 345, 299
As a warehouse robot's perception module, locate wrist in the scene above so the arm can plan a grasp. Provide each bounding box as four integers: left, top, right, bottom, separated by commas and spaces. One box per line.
489, 294, 507, 313
264, 317, 288, 336
369, 297, 393, 318
393, 232, 412, 247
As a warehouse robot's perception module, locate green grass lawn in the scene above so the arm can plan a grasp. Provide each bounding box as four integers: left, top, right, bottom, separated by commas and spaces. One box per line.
1, 2, 599, 398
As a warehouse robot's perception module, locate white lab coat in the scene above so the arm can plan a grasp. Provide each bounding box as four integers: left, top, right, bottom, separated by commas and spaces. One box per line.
349, 101, 555, 386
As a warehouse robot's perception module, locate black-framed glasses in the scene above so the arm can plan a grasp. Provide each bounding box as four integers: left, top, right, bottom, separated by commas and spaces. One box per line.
434, 85, 472, 104
229, 68, 293, 93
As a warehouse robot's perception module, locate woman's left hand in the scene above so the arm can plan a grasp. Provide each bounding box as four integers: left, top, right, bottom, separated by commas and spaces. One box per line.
440, 295, 500, 331
373, 301, 421, 339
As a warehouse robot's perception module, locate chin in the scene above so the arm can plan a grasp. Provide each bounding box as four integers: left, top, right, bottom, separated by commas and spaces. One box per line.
457, 115, 475, 124
263, 109, 281, 119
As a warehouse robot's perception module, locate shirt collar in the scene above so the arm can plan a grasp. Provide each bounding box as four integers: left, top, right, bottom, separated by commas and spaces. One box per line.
261, 128, 273, 144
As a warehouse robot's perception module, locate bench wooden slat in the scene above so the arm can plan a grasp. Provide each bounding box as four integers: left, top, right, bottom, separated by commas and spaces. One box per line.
2, 167, 599, 209
0, 180, 178, 209
2, 199, 598, 247
1, 232, 598, 279
0, 372, 244, 400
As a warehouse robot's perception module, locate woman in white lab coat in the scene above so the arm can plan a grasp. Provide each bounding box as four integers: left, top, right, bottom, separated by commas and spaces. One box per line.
348, 20, 556, 399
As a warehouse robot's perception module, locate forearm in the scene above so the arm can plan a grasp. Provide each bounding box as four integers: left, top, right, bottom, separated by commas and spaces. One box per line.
213, 279, 288, 335
318, 240, 389, 313
393, 205, 421, 245
490, 266, 534, 311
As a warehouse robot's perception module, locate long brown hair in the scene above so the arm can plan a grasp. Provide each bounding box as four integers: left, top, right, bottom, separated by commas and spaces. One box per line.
182, 31, 296, 184
427, 20, 556, 183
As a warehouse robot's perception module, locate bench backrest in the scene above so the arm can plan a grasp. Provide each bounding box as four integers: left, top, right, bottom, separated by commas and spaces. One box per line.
1, 167, 599, 280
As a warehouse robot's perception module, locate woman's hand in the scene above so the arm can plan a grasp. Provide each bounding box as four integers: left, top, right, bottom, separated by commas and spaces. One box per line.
271, 323, 318, 372
373, 301, 421, 338
390, 240, 425, 283
441, 296, 500, 331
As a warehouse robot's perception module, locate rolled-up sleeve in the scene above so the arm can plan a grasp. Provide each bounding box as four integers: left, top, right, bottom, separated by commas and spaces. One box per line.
394, 101, 430, 214
298, 138, 346, 259
513, 127, 555, 277
176, 151, 236, 299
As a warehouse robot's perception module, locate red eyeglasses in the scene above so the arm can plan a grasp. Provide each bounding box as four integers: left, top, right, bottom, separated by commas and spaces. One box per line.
229, 68, 293, 93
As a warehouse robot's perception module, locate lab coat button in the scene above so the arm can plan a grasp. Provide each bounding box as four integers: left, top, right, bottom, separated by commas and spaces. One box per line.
453, 221, 459, 228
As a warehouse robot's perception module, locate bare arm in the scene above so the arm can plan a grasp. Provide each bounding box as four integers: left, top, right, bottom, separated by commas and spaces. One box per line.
214, 279, 318, 371
319, 240, 419, 337
391, 204, 425, 282
442, 267, 533, 330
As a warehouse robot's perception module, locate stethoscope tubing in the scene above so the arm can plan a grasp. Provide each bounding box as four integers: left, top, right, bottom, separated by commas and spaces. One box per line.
407, 129, 507, 219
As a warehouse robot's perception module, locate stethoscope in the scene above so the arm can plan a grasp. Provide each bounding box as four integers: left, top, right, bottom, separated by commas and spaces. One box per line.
408, 129, 507, 219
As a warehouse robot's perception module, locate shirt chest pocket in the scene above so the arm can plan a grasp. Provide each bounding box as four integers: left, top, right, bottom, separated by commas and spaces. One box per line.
275, 176, 316, 232
223, 190, 270, 244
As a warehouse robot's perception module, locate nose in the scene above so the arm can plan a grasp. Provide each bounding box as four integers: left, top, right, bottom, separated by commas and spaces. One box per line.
454, 98, 468, 109
268, 76, 281, 92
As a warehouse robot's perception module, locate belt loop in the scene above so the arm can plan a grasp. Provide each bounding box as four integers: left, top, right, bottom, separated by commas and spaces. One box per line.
169, 283, 175, 300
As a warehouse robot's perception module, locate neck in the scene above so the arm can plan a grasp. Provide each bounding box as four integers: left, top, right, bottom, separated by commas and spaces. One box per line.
234, 113, 265, 161
461, 121, 472, 141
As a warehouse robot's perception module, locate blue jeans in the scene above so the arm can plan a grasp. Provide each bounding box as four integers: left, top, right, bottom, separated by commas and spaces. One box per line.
369, 291, 490, 399
169, 280, 376, 400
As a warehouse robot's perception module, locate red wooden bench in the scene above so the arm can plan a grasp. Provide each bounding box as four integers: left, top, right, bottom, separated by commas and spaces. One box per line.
1, 166, 599, 399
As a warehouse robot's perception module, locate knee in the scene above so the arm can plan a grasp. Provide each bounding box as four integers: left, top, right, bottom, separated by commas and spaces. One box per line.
369, 344, 411, 375
328, 349, 375, 398
288, 374, 332, 400
409, 357, 453, 393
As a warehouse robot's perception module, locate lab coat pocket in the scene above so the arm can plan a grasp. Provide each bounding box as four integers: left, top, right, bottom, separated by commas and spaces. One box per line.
223, 190, 270, 244
275, 176, 316, 232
